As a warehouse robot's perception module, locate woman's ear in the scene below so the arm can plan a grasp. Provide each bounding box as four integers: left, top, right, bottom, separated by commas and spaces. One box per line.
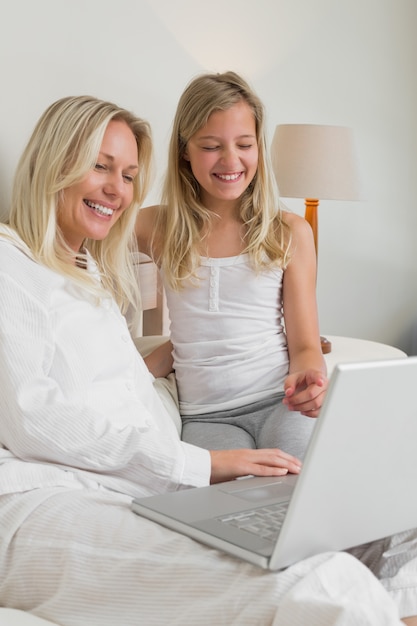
182, 150, 190, 162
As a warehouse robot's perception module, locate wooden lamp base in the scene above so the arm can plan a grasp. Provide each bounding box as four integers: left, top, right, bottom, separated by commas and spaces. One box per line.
320, 336, 332, 354
304, 198, 332, 354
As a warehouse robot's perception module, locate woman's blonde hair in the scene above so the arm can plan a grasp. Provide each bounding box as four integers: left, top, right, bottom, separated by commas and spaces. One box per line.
156, 71, 291, 290
9, 95, 153, 314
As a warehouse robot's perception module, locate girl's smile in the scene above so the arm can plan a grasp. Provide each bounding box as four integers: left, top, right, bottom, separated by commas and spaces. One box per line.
184, 100, 258, 212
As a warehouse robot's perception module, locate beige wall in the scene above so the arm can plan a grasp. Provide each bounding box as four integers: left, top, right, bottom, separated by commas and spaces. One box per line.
1, 0, 416, 351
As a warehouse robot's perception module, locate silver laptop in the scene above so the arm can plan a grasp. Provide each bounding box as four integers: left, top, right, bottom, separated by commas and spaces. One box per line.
132, 357, 417, 570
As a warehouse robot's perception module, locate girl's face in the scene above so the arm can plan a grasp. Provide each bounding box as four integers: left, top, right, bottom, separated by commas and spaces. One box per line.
58, 120, 139, 252
184, 100, 258, 212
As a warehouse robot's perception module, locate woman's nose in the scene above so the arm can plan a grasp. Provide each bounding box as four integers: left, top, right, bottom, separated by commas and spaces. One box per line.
104, 172, 124, 196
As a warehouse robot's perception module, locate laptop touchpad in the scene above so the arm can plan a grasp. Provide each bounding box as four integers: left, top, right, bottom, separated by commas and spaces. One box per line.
219, 481, 294, 503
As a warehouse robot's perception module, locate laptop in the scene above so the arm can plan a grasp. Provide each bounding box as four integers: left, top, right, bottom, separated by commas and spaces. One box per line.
132, 356, 417, 570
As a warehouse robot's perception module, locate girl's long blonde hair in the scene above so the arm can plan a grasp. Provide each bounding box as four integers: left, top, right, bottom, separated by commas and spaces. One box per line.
8, 95, 153, 314
155, 71, 291, 290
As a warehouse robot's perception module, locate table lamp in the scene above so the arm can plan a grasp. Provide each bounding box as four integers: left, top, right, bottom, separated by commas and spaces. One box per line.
271, 123, 361, 353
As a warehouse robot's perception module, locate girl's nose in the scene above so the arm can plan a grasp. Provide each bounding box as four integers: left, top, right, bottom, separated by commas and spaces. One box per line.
220, 146, 239, 165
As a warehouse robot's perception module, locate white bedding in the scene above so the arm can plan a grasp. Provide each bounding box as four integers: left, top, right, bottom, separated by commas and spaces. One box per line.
0, 337, 415, 625
0, 486, 412, 626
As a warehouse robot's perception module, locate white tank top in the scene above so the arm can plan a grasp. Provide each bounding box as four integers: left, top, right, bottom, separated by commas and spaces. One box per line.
162, 254, 289, 415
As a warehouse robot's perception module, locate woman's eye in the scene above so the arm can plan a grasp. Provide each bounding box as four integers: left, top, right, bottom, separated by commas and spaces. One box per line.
202, 146, 219, 151
239, 144, 253, 149
94, 163, 106, 171
123, 174, 134, 183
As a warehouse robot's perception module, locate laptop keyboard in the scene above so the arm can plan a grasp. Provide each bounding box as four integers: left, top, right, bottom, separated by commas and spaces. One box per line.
217, 501, 288, 541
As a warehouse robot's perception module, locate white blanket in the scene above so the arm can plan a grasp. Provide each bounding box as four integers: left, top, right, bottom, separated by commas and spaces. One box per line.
0, 486, 414, 626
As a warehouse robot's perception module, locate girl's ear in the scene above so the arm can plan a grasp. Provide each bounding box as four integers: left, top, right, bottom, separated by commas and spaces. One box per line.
182, 150, 190, 162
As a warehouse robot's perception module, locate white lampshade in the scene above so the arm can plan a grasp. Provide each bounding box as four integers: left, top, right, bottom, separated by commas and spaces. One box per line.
271, 124, 362, 201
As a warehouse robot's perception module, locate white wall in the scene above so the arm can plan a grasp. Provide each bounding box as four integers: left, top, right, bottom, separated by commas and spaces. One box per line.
1, 0, 416, 352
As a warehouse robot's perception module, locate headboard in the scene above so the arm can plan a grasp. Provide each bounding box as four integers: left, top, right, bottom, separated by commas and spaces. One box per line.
134, 253, 170, 337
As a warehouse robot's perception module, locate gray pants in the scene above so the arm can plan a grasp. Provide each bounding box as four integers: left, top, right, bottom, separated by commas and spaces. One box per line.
181, 393, 316, 460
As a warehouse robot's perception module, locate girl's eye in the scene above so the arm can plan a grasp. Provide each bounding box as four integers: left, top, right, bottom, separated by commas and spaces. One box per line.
94, 163, 106, 171
201, 144, 253, 151
123, 174, 134, 183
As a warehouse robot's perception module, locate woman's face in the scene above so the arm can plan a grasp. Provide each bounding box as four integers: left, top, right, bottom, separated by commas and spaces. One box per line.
58, 120, 138, 252
184, 100, 258, 212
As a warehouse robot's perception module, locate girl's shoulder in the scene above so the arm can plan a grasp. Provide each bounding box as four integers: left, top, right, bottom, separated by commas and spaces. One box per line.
281, 209, 314, 242
135, 205, 164, 258
280, 210, 316, 268
137, 204, 162, 230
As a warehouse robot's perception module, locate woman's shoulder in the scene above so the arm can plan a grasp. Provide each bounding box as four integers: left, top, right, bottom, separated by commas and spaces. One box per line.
0, 226, 36, 268
0, 223, 28, 249
0, 231, 64, 303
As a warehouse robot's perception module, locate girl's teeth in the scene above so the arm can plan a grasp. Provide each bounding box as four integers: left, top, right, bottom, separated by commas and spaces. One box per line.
217, 173, 240, 181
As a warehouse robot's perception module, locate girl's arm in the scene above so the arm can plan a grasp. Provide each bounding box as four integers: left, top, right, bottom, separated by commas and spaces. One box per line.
143, 340, 174, 378
281, 211, 328, 417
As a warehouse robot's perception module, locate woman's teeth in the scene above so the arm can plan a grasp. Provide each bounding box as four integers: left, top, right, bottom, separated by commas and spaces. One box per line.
85, 200, 114, 216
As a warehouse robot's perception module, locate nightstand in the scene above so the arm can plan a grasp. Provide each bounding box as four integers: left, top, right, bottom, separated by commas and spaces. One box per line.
324, 335, 407, 378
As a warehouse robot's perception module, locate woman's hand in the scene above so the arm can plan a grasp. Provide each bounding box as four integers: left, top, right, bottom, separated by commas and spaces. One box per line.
209, 448, 302, 484
283, 369, 328, 417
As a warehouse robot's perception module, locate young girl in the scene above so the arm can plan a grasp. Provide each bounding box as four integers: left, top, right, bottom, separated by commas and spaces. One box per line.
137, 71, 328, 460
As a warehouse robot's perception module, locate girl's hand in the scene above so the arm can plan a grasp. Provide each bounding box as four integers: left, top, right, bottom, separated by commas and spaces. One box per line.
283, 369, 328, 417
209, 448, 302, 484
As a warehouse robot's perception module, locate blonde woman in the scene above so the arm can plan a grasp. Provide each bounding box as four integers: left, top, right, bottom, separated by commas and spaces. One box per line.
137, 71, 327, 459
